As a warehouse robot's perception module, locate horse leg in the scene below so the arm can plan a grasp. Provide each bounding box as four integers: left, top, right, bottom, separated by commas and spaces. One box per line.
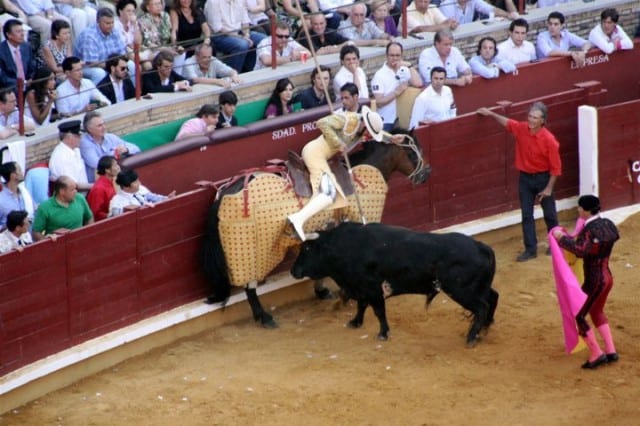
313, 279, 336, 300
245, 284, 278, 329
347, 298, 368, 329
369, 298, 390, 341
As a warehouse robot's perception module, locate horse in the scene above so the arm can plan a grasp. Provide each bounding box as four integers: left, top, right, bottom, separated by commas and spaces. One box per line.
200, 134, 431, 328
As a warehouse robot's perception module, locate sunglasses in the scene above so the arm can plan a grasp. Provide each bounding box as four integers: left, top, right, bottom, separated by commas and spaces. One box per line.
275, 34, 290, 39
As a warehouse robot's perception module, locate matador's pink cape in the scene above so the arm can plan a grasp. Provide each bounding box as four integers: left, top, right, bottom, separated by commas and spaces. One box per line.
548, 218, 587, 354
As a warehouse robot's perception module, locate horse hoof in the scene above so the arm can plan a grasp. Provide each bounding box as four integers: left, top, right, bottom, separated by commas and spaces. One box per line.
205, 295, 225, 305
261, 318, 279, 329
466, 335, 480, 348
377, 333, 388, 341
315, 287, 336, 300
346, 320, 362, 329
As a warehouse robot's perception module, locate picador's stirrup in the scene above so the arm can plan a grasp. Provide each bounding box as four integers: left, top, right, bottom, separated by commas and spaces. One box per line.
287, 193, 334, 241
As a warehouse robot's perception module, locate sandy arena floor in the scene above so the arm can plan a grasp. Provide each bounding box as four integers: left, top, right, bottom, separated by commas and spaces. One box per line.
2, 213, 640, 426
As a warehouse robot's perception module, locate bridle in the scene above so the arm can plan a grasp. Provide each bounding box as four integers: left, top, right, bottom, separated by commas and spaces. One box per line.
390, 134, 427, 183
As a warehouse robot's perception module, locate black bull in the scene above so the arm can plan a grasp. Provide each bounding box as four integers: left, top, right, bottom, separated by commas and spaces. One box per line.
291, 222, 499, 346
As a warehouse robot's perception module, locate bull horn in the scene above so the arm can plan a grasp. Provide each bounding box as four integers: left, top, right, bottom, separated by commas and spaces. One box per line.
305, 232, 320, 240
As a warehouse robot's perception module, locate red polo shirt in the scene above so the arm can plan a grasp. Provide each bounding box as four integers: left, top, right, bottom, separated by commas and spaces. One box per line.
87, 175, 117, 221
506, 119, 562, 176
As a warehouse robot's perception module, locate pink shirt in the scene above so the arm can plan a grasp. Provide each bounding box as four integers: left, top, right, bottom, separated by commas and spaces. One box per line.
176, 117, 208, 139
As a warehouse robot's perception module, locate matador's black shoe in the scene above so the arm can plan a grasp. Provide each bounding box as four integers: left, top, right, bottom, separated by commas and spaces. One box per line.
581, 354, 608, 369
606, 352, 619, 363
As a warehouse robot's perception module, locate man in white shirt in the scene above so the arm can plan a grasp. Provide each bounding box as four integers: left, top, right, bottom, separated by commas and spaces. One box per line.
55, 56, 111, 117
254, 21, 309, 71
371, 41, 423, 131
48, 120, 92, 192
0, 87, 35, 135
204, 0, 266, 73
0, 210, 32, 253
333, 44, 369, 101
418, 30, 472, 86
109, 168, 173, 217
409, 66, 455, 129
398, 0, 457, 34
439, 0, 518, 25
496, 18, 537, 65
588, 8, 633, 55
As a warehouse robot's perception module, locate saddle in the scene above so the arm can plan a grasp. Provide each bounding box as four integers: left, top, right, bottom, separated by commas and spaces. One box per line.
285, 150, 355, 198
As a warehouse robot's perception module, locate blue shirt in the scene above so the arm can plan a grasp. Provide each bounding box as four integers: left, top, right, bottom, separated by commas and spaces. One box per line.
536, 29, 588, 59
74, 24, 126, 63
0, 187, 26, 227
468, 54, 516, 79
80, 133, 141, 182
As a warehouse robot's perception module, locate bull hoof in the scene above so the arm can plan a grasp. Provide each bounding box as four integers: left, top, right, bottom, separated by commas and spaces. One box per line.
465, 335, 480, 348
261, 317, 279, 329
205, 295, 226, 305
346, 319, 362, 329
377, 333, 389, 341
315, 287, 336, 300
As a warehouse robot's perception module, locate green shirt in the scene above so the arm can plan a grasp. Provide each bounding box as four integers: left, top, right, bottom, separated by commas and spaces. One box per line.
32, 194, 93, 235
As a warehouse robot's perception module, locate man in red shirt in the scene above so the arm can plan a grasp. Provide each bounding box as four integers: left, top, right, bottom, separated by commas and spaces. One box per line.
87, 155, 120, 221
477, 102, 562, 261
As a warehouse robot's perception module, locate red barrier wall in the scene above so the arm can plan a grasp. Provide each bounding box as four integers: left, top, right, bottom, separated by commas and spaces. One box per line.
0, 82, 635, 379
596, 99, 640, 209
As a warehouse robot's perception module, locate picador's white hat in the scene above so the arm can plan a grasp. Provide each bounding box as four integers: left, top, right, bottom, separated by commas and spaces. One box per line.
361, 106, 384, 142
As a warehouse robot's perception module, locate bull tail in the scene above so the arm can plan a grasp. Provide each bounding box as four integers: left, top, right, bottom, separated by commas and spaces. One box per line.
200, 198, 232, 304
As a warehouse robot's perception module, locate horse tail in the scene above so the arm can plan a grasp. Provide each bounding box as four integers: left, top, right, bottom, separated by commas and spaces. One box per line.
200, 196, 232, 304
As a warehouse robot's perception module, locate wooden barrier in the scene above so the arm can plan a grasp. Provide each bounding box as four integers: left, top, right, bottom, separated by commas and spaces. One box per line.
0, 81, 634, 386
595, 99, 640, 209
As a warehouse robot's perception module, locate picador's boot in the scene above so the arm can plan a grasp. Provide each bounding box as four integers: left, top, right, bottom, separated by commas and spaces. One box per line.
287, 194, 333, 241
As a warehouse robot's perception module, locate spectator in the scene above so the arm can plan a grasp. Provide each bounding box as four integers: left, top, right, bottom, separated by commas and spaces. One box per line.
55, 56, 111, 117
418, 29, 472, 86
337, 82, 361, 113
39, 19, 72, 81
536, 11, 591, 67
254, 20, 309, 71
409, 66, 455, 130
398, 0, 457, 35
204, 0, 265, 73
74, 7, 129, 85
114, 0, 142, 58
0, 87, 36, 133
32, 175, 94, 241
297, 13, 349, 56
0, 161, 36, 227
170, 0, 211, 71
333, 44, 368, 101
588, 8, 633, 55
484, 0, 518, 18
0, 18, 36, 89
182, 43, 242, 87
0, 0, 28, 26
496, 18, 536, 65
137, 0, 176, 69
11, 0, 70, 48
49, 120, 92, 191
25, 66, 58, 126
316, 0, 353, 29
80, 110, 140, 181
295, 65, 334, 110
477, 101, 561, 262
109, 168, 174, 216
338, 2, 391, 46
97, 54, 135, 104
371, 41, 422, 131
370, 0, 397, 37
469, 36, 516, 79
52, 0, 97, 40
86, 154, 120, 220
439, 0, 518, 25
0, 210, 32, 253
142, 50, 192, 94
536, 0, 569, 7
216, 90, 238, 129
264, 77, 294, 118
246, 0, 270, 35
175, 103, 219, 139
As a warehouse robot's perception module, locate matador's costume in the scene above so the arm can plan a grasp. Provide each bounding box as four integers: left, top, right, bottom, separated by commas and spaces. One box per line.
288, 106, 385, 240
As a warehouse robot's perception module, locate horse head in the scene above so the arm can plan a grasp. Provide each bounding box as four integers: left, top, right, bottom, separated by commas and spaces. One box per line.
351, 131, 431, 185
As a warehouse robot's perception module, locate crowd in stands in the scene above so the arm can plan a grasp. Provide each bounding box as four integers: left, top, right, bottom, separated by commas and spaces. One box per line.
0, 0, 637, 254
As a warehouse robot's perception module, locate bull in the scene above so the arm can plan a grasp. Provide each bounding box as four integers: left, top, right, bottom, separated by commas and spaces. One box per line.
291, 222, 499, 346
